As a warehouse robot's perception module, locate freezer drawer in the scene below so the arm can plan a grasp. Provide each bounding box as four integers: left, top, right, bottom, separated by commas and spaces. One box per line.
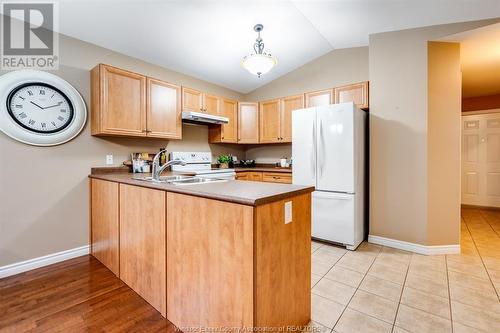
312, 191, 355, 246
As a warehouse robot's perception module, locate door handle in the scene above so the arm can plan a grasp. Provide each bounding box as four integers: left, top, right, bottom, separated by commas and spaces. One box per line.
319, 119, 324, 176
311, 120, 316, 178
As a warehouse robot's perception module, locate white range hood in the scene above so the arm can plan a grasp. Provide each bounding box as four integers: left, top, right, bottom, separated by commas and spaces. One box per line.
181, 111, 229, 125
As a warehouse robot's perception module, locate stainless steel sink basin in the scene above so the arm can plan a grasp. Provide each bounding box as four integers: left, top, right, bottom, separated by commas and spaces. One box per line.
170, 177, 228, 186
134, 175, 195, 183
134, 175, 227, 185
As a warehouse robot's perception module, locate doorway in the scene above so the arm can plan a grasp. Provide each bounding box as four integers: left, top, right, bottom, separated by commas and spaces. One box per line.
462, 112, 500, 207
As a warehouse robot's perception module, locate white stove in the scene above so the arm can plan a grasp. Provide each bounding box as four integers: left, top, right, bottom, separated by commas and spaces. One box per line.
170, 152, 235, 180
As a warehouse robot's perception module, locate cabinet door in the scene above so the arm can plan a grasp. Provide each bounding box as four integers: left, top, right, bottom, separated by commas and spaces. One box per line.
182, 87, 203, 112
281, 94, 304, 143
204, 94, 220, 115
147, 78, 181, 139
259, 99, 281, 143
334, 81, 369, 109
305, 89, 333, 107
249, 172, 263, 181
100, 64, 146, 136
238, 102, 259, 143
262, 172, 292, 184
119, 184, 166, 317
236, 172, 249, 180
91, 179, 119, 276
220, 98, 238, 143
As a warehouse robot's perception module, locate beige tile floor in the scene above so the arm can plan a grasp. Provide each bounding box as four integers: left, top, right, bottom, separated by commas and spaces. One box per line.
309, 208, 500, 333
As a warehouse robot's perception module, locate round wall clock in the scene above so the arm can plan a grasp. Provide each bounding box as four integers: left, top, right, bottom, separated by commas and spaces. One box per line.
0, 70, 87, 146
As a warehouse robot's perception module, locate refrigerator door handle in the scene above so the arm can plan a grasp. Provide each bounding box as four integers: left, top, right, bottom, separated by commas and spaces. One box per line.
319, 118, 325, 176
311, 119, 316, 178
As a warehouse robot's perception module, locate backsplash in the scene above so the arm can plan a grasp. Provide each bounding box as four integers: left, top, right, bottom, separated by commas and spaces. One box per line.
245, 144, 292, 164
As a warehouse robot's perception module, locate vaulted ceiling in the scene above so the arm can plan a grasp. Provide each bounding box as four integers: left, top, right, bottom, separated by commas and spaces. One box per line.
56, 0, 500, 93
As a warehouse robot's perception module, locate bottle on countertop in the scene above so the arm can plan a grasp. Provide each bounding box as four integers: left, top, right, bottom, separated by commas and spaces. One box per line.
159, 148, 167, 166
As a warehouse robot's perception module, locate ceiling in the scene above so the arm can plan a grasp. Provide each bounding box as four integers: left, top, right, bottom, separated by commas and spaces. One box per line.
50, 1, 500, 93
442, 23, 500, 98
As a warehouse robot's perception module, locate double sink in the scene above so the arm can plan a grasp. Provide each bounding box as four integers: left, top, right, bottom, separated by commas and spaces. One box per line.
136, 175, 228, 186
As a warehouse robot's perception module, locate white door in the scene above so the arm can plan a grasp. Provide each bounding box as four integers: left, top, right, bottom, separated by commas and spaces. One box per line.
462, 113, 500, 207
292, 107, 316, 187
312, 191, 355, 245
316, 103, 355, 192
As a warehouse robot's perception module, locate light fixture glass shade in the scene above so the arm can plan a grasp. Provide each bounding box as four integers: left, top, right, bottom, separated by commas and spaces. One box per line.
241, 53, 277, 78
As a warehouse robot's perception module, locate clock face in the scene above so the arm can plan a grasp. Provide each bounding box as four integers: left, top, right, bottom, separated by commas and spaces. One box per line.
7, 82, 74, 134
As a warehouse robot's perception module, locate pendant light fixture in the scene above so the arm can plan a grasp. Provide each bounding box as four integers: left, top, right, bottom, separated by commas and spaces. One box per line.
241, 24, 277, 78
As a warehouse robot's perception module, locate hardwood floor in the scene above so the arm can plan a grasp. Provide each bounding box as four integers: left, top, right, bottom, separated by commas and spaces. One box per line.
0, 256, 175, 333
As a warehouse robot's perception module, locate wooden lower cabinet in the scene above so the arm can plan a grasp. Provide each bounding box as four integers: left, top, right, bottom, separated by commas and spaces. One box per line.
166, 192, 311, 331
166, 193, 254, 328
90, 179, 119, 276
119, 184, 166, 317
90, 179, 310, 329
236, 171, 292, 184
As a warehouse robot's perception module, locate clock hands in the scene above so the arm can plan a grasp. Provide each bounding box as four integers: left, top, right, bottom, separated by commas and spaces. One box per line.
29, 100, 63, 109
42, 101, 63, 109
30, 101, 44, 109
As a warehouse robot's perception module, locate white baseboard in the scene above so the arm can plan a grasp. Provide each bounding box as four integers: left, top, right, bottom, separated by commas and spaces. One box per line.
0, 245, 89, 279
368, 235, 460, 255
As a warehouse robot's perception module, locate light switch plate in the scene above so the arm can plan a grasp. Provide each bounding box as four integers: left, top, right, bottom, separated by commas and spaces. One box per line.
284, 201, 292, 224
106, 154, 113, 165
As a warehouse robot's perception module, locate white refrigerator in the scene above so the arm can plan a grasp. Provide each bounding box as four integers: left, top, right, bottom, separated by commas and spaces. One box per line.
292, 102, 366, 250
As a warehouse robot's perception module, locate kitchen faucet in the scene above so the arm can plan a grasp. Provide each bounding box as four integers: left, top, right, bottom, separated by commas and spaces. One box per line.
151, 150, 186, 181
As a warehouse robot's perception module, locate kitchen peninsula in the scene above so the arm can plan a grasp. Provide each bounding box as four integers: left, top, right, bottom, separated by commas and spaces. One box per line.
88, 171, 313, 332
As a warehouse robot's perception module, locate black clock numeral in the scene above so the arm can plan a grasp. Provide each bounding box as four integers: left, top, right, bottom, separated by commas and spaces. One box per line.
39, 90, 45, 95
19, 112, 27, 118
27, 90, 33, 96
41, 122, 46, 128
15, 104, 23, 108
60, 109, 66, 113
51, 94, 54, 98
28, 119, 35, 125
57, 116, 64, 121
19, 96, 25, 100
51, 121, 56, 126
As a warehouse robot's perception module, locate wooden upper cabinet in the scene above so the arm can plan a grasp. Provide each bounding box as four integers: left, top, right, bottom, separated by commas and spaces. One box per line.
281, 94, 304, 143
147, 78, 181, 139
238, 102, 259, 143
182, 87, 203, 112
210, 98, 238, 143
220, 98, 238, 142
259, 99, 281, 143
91, 64, 182, 139
204, 94, 220, 115
305, 89, 333, 107
334, 81, 369, 109
91, 64, 146, 136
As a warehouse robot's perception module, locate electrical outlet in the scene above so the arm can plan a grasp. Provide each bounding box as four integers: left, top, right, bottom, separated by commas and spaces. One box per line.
284, 201, 292, 224
106, 154, 113, 165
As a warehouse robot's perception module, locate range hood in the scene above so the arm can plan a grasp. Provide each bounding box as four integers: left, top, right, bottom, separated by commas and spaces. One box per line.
182, 111, 229, 125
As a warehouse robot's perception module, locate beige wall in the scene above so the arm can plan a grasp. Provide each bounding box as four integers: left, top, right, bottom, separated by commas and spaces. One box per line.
243, 47, 369, 162
0, 33, 245, 266
427, 41, 461, 246
369, 19, 498, 246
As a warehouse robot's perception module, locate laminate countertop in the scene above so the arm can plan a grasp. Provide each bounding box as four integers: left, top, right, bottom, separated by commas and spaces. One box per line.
89, 172, 312, 206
